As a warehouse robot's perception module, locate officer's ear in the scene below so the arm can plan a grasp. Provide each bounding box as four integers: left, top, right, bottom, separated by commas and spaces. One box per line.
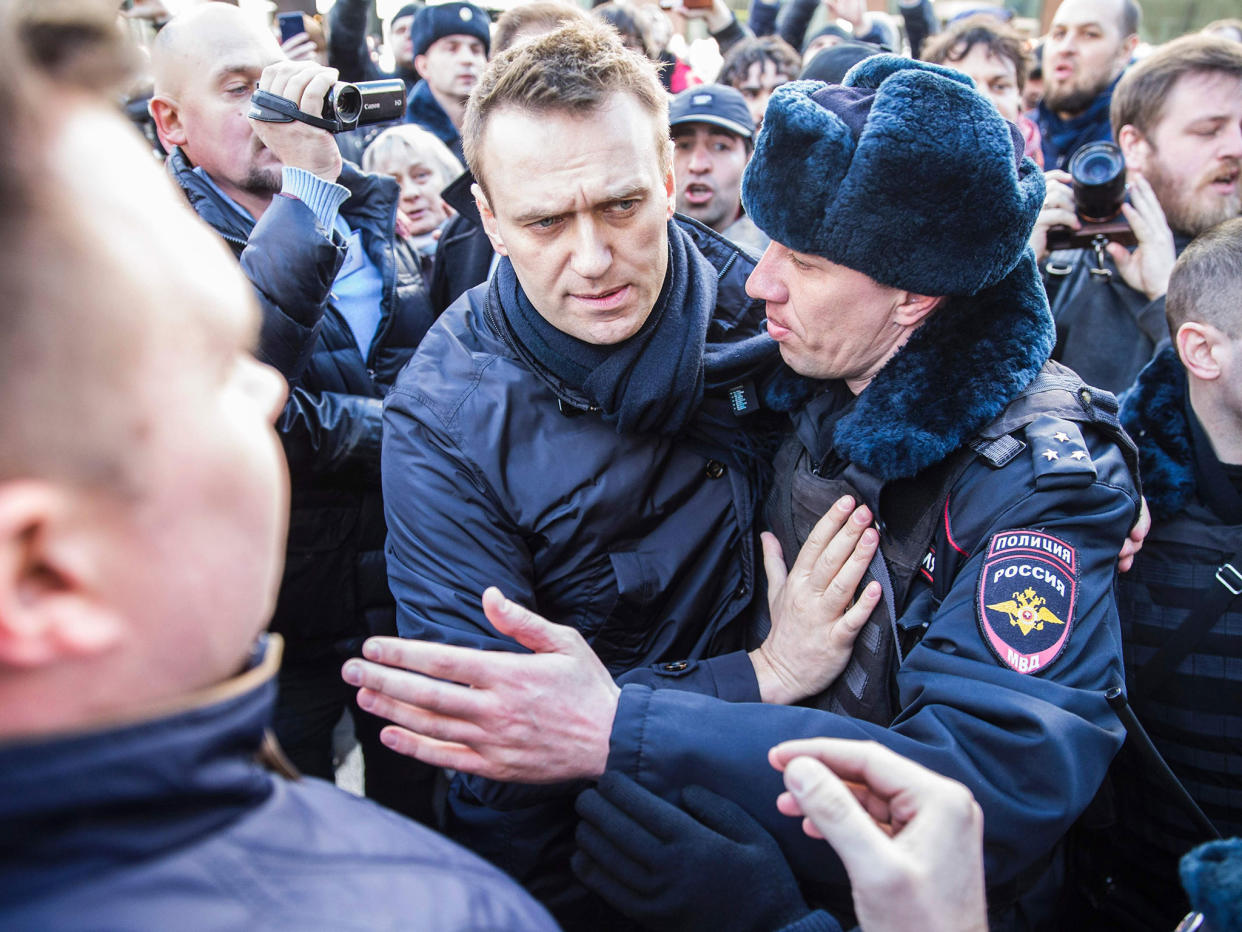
473, 182, 509, 257
0, 481, 124, 670
894, 292, 943, 329
1176, 321, 1227, 383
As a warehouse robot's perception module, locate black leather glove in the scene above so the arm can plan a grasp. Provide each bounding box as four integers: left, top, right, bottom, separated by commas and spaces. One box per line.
572, 772, 818, 932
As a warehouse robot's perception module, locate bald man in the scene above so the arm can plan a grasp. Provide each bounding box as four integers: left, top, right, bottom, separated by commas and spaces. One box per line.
148, 3, 439, 821
0, 2, 553, 929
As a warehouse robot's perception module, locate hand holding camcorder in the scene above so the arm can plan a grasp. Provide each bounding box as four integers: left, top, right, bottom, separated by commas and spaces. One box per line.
249, 78, 405, 134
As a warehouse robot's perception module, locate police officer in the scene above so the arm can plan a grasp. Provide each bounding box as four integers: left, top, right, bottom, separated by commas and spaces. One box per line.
344, 56, 1142, 929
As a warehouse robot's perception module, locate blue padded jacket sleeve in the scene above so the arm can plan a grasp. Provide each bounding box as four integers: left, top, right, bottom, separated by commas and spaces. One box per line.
607, 452, 1135, 892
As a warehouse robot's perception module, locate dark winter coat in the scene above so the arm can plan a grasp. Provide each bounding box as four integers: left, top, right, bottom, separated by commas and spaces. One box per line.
0, 637, 558, 932
382, 217, 775, 920
169, 151, 438, 650
1100, 347, 1242, 924
405, 80, 464, 164
428, 168, 494, 315
1044, 229, 1193, 396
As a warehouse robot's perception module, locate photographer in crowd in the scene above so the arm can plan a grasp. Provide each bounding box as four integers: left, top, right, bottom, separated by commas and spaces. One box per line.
0, 2, 554, 928
1040, 35, 1242, 395
1035, 0, 1139, 170
148, 2, 439, 823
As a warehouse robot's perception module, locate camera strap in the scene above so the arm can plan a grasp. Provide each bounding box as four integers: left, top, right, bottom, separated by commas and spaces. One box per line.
247, 89, 340, 133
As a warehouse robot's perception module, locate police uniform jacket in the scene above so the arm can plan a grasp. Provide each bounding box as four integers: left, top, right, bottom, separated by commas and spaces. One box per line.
0, 638, 557, 932
169, 151, 437, 650
604, 253, 1140, 920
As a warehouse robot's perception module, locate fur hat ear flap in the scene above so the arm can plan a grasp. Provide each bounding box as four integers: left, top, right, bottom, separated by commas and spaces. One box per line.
843, 53, 976, 91
742, 81, 856, 258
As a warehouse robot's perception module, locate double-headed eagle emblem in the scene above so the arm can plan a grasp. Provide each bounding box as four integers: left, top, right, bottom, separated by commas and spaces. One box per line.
986, 587, 1065, 636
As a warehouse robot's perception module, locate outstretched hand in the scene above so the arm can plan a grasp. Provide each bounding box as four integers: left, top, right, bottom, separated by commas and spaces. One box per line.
770, 738, 988, 932
341, 587, 619, 783
1117, 496, 1150, 573
751, 495, 881, 704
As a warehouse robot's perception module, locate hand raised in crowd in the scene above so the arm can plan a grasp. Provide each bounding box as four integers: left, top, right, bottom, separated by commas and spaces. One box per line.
1107, 172, 1177, 301
342, 587, 619, 783
249, 60, 343, 183
771, 738, 989, 932
572, 774, 822, 932
280, 32, 320, 64
823, 0, 868, 32
751, 495, 880, 705
1030, 169, 1077, 261
665, 0, 735, 35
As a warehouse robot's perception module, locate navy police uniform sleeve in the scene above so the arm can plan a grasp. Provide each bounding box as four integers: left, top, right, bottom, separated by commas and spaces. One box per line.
605, 416, 1136, 892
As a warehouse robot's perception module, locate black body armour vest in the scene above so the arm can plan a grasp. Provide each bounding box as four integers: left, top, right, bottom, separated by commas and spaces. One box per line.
759, 363, 1139, 725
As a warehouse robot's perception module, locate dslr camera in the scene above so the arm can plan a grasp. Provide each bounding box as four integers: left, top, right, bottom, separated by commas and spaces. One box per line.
1046, 142, 1137, 252
248, 79, 405, 134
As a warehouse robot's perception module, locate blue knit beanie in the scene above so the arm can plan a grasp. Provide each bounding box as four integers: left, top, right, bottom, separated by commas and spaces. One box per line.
742, 55, 1045, 297
411, 2, 490, 59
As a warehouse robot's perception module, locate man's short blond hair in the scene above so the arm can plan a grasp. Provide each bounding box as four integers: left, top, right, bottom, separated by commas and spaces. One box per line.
462, 20, 669, 197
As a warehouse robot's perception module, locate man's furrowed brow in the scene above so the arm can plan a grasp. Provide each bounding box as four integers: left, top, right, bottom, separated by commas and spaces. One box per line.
606, 181, 651, 203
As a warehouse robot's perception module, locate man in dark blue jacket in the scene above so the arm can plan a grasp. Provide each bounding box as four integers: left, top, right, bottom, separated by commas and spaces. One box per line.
378, 21, 880, 926
350, 54, 1143, 930
0, 7, 555, 929
149, 3, 437, 822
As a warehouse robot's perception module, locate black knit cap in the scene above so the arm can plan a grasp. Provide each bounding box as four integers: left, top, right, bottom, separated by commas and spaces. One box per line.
410, 2, 490, 59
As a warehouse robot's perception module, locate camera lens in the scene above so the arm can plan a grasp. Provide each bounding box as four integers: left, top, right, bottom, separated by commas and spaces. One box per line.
325, 83, 363, 126
1069, 142, 1127, 223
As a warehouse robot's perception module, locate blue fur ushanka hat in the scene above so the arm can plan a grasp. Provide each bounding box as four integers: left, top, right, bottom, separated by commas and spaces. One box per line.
742, 56, 1045, 297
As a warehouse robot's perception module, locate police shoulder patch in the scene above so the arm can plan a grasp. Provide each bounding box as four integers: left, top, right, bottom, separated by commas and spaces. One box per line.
976, 529, 1078, 675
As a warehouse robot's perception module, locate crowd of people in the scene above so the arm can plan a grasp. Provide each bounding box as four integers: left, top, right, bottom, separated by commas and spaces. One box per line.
2, 0, 1241, 929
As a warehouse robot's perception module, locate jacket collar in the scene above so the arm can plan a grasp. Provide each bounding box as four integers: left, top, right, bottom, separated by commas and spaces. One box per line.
0, 637, 283, 901
405, 81, 459, 150
824, 251, 1055, 480
1121, 345, 1195, 519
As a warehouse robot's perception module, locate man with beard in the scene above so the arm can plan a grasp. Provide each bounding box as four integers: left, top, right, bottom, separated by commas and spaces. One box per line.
149, 2, 440, 824
403, 1, 490, 163
1035, 0, 1139, 171
1038, 35, 1242, 395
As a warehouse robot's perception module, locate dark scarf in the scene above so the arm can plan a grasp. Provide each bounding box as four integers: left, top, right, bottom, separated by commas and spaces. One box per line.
493, 219, 795, 438
1038, 74, 1120, 171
